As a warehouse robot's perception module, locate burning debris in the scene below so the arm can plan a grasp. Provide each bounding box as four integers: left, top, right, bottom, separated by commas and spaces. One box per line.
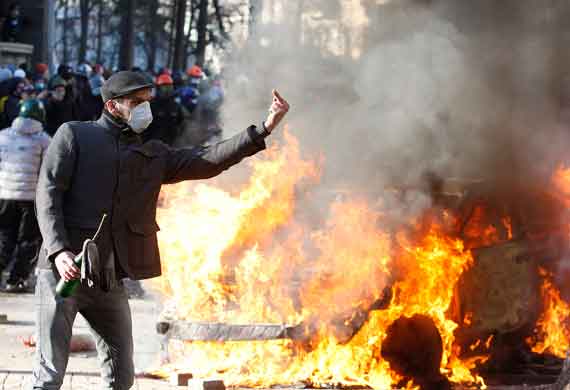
145, 1, 570, 388
381, 314, 451, 390
147, 132, 570, 389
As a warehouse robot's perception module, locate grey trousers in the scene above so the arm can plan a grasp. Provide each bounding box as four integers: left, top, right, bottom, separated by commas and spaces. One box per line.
32, 269, 134, 390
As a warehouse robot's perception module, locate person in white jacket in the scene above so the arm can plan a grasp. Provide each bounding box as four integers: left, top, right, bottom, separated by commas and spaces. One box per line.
0, 98, 51, 292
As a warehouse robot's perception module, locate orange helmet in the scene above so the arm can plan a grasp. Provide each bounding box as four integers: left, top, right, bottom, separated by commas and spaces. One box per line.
156, 74, 173, 86
187, 65, 203, 78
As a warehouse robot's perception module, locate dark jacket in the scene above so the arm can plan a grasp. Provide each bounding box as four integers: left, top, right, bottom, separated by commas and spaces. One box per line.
144, 96, 187, 145
3, 94, 21, 127
44, 95, 79, 136
36, 111, 268, 281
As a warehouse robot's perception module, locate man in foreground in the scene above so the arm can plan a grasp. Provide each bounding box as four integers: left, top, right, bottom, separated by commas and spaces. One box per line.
33, 71, 289, 389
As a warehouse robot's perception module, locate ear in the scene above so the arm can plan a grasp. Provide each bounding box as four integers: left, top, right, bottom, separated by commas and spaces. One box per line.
105, 99, 118, 116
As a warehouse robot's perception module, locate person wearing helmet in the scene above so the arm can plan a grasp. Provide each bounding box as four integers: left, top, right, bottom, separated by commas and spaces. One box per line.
34, 63, 50, 82
143, 73, 187, 145
13, 68, 26, 80
77, 63, 93, 78
178, 66, 202, 113
0, 99, 51, 292
187, 64, 203, 79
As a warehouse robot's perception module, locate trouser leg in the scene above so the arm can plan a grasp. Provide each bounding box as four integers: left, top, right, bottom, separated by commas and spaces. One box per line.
8, 201, 41, 283
32, 269, 79, 390
0, 199, 18, 273
79, 283, 134, 390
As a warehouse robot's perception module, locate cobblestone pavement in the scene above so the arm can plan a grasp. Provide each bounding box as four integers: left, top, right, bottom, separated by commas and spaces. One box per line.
2, 293, 568, 390
0, 372, 178, 389
0, 289, 176, 389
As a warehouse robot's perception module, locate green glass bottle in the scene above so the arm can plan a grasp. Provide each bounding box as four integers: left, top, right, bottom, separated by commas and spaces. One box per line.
55, 213, 107, 298
55, 252, 84, 298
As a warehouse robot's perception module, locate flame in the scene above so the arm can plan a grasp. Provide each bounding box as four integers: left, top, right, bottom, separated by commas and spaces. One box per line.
551, 164, 570, 210
484, 334, 494, 350
153, 131, 487, 388
523, 165, 570, 357
527, 268, 570, 357
462, 205, 514, 249
501, 217, 513, 240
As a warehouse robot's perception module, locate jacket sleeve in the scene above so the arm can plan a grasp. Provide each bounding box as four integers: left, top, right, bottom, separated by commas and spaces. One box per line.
163, 124, 268, 184
36, 123, 77, 261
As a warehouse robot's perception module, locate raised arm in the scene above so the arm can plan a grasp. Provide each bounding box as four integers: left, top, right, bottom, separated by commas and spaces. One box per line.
164, 89, 290, 183
163, 124, 267, 183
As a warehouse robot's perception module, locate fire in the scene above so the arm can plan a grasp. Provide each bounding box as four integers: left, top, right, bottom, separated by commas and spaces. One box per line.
154, 131, 488, 388
527, 268, 570, 357
501, 217, 512, 240
551, 164, 570, 210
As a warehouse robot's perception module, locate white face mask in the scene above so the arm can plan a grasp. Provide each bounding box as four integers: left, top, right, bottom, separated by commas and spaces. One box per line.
125, 101, 153, 133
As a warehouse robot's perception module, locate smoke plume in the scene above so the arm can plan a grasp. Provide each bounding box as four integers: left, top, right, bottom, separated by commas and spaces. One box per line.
220, 0, 570, 199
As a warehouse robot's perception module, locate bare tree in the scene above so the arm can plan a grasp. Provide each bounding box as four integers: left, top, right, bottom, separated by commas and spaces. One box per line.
195, 0, 209, 66
146, 0, 160, 71
118, 0, 135, 69
166, 0, 177, 70
212, 0, 229, 40
172, 0, 188, 72
62, 0, 70, 64
95, 0, 104, 64
78, 0, 91, 63
249, 0, 262, 36
184, 0, 197, 69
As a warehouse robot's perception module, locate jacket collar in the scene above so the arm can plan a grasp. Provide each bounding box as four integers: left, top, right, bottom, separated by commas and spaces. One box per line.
96, 110, 128, 136
97, 110, 142, 144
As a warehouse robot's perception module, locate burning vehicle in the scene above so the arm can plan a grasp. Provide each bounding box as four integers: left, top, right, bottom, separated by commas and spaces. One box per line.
137, 2, 570, 389
150, 131, 570, 389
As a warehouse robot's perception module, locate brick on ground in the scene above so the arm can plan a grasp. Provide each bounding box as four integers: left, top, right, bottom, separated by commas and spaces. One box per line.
170, 372, 193, 386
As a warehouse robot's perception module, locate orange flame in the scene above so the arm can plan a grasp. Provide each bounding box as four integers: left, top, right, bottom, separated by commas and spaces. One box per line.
153, 132, 487, 387
527, 268, 570, 357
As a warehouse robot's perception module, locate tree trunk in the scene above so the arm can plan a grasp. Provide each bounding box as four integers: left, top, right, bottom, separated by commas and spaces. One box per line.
62, 0, 69, 64
195, 0, 208, 67
167, 0, 177, 70
212, 0, 228, 40
172, 0, 188, 72
79, 0, 90, 63
118, 0, 135, 70
248, 0, 261, 40
96, 0, 103, 64
147, 0, 160, 72
43, 0, 56, 70
184, 0, 196, 69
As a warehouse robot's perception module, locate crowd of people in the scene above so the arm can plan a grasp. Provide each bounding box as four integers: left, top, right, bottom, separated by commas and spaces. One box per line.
0, 61, 225, 294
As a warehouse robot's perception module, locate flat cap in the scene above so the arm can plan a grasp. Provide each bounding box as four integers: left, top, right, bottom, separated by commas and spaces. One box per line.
101, 71, 154, 102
